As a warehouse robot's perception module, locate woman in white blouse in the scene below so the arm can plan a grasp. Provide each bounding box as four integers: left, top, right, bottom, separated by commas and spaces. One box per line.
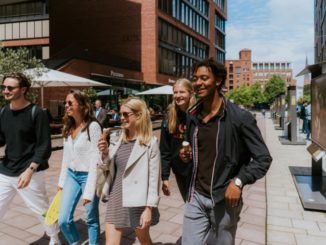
58, 90, 102, 245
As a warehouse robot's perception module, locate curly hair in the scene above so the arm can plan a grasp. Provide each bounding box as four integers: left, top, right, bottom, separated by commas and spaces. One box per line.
192, 57, 227, 88
62, 89, 100, 139
2, 73, 31, 95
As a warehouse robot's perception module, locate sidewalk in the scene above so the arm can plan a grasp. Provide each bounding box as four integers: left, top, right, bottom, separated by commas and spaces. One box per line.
265, 115, 326, 245
0, 114, 325, 244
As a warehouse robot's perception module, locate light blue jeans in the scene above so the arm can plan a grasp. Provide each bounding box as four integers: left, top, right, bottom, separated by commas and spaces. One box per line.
58, 168, 100, 245
182, 191, 242, 245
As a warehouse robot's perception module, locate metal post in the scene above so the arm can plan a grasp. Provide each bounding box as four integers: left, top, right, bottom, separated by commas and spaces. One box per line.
280, 94, 286, 129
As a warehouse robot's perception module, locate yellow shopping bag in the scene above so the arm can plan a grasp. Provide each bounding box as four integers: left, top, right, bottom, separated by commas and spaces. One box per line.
45, 190, 62, 226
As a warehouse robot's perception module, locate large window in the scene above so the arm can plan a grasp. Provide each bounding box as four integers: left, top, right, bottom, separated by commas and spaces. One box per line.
215, 13, 225, 32
159, 19, 209, 77
159, 19, 208, 59
216, 49, 225, 64
215, 29, 225, 49
213, 0, 225, 11
0, 0, 48, 20
159, 47, 199, 78
158, 0, 209, 37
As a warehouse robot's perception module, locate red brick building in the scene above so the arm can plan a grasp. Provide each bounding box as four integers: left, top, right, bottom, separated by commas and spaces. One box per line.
225, 49, 295, 91
225, 49, 253, 90
1, 0, 227, 114
49, 0, 227, 86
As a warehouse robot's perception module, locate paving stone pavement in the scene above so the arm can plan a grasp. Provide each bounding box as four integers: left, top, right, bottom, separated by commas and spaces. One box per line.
1, 112, 325, 244
265, 115, 326, 245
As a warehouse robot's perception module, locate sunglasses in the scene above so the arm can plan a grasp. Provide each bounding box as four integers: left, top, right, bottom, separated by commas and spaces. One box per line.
119, 112, 134, 118
63, 100, 74, 107
0, 85, 20, 92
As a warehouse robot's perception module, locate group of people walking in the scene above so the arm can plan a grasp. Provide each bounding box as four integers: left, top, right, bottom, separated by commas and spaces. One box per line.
0, 58, 272, 245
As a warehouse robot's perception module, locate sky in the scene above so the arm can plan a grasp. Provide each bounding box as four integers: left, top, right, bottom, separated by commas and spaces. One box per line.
226, 0, 314, 86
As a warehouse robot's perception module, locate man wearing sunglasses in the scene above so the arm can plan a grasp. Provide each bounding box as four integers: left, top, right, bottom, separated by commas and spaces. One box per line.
0, 73, 60, 245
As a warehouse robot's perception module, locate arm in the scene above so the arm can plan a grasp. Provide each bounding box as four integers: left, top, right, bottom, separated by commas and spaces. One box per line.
236, 112, 272, 185
225, 111, 272, 207
146, 137, 161, 207
58, 138, 70, 189
30, 107, 52, 168
18, 108, 51, 188
159, 120, 172, 181
83, 122, 102, 201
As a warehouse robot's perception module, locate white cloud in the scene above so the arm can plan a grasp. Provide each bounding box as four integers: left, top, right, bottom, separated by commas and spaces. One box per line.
226, 0, 314, 85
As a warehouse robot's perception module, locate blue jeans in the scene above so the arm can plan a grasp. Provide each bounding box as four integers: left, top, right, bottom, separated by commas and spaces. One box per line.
182, 191, 242, 245
58, 169, 100, 245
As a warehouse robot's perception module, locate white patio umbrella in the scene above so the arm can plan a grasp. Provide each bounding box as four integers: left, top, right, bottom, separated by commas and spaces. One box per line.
136, 85, 173, 95
25, 68, 110, 107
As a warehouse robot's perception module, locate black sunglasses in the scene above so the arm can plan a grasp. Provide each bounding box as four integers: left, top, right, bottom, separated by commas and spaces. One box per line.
0, 85, 20, 92
119, 112, 134, 118
63, 100, 73, 107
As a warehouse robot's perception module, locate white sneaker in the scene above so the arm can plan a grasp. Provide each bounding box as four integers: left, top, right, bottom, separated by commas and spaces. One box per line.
49, 235, 61, 245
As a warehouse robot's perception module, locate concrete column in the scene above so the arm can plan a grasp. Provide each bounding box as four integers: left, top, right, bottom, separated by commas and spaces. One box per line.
280, 94, 286, 129
288, 86, 297, 142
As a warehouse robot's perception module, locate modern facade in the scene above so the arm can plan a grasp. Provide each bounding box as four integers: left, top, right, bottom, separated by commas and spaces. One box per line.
225, 49, 295, 91
50, 0, 227, 86
0, 0, 50, 59
252, 61, 294, 87
314, 0, 326, 63
1, 0, 227, 113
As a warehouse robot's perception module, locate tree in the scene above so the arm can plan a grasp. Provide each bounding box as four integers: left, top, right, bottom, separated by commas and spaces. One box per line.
83, 87, 98, 104
264, 75, 286, 104
227, 85, 252, 107
249, 81, 267, 105
0, 47, 44, 105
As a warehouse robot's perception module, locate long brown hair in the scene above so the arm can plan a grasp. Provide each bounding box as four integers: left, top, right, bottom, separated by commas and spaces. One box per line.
121, 97, 152, 145
167, 78, 196, 134
62, 90, 99, 139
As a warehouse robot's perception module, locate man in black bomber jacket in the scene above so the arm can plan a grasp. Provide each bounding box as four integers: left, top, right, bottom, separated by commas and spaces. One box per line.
179, 58, 272, 245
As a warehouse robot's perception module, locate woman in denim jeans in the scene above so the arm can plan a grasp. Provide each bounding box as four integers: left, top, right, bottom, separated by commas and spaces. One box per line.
58, 90, 102, 245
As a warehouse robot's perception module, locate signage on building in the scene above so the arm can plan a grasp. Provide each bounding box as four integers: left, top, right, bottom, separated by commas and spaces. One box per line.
168, 78, 175, 84
110, 70, 124, 78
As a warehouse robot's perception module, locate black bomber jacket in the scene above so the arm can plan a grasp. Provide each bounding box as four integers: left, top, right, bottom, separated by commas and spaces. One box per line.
186, 98, 272, 203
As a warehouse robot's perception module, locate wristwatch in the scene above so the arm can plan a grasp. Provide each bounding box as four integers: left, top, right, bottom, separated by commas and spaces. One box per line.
234, 178, 243, 189
29, 165, 37, 173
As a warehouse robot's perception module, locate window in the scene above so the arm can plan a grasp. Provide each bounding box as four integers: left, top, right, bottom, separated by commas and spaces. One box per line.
235, 67, 241, 74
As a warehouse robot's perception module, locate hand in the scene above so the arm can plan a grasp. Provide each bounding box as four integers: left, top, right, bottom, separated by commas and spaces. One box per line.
179, 147, 192, 163
97, 138, 109, 160
17, 168, 33, 189
57, 186, 63, 192
162, 180, 171, 196
139, 207, 152, 229
224, 180, 242, 208
82, 199, 91, 206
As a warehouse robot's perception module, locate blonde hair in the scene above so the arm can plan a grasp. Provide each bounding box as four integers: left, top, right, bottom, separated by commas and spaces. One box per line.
168, 78, 196, 134
121, 97, 152, 145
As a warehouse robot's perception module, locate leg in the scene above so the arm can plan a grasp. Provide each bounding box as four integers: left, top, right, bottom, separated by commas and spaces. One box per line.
182, 191, 211, 245
84, 196, 100, 245
105, 223, 123, 245
58, 170, 82, 244
18, 172, 60, 241
80, 173, 100, 245
207, 199, 243, 245
0, 173, 16, 220
134, 226, 152, 245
